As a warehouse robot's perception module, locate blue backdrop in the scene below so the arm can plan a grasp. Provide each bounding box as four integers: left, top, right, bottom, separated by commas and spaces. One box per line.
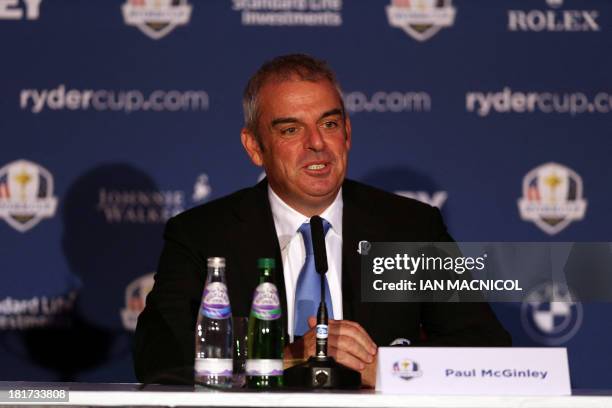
1, 0, 610, 387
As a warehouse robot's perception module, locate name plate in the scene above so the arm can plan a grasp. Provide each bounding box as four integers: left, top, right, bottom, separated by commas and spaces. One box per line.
376, 347, 570, 395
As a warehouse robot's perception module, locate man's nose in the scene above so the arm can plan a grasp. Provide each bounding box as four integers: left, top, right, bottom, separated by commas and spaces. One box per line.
304, 126, 325, 151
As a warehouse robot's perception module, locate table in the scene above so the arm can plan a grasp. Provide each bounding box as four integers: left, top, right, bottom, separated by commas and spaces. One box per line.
0, 382, 610, 408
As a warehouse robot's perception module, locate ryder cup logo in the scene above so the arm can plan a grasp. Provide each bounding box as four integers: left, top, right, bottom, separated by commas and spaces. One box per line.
518, 162, 587, 235
121, 273, 155, 331
392, 359, 422, 380
521, 282, 583, 345
0, 160, 58, 232
122, 0, 192, 40
386, 0, 456, 42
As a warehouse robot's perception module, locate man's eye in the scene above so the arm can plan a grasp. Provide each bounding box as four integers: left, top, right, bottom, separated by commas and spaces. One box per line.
322, 121, 338, 129
280, 127, 298, 135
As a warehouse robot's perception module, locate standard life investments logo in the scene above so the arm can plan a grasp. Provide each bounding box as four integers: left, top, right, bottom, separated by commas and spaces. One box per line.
232, 0, 343, 27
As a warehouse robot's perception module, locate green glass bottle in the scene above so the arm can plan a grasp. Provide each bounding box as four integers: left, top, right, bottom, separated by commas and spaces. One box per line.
246, 258, 284, 388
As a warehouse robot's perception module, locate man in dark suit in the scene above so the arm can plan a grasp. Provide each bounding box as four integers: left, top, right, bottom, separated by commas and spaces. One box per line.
134, 54, 510, 386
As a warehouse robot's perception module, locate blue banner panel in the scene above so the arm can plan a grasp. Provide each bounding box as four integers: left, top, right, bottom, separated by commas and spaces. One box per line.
0, 0, 610, 387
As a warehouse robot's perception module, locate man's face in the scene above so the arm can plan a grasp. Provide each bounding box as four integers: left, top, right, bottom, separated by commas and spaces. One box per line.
241, 78, 351, 216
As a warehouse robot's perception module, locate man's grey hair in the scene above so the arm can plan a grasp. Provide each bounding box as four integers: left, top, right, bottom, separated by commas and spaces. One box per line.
242, 54, 345, 147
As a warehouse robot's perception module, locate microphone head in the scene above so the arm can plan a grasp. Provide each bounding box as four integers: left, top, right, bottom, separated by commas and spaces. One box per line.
310, 215, 328, 274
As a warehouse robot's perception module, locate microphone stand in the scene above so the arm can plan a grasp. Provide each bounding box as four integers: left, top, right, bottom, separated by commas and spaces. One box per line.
283, 216, 361, 389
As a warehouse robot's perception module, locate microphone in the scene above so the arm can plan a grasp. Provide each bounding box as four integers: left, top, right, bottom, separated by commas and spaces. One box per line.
310, 215, 328, 275
283, 215, 361, 389
309, 215, 328, 359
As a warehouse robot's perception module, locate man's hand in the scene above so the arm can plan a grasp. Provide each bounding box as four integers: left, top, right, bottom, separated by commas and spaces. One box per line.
284, 317, 378, 386
360, 355, 377, 389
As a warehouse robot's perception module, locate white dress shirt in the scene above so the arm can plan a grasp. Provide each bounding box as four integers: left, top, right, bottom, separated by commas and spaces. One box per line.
268, 186, 344, 342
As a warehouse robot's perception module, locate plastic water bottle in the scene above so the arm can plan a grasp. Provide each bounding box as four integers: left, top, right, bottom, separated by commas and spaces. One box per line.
246, 258, 284, 388
194, 257, 233, 388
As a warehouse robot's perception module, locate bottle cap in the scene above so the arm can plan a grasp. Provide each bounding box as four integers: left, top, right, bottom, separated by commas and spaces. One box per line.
257, 258, 275, 269
207, 257, 226, 268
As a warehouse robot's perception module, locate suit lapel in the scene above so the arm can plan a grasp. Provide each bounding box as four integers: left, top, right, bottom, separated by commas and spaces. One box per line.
232, 180, 288, 336
341, 181, 381, 323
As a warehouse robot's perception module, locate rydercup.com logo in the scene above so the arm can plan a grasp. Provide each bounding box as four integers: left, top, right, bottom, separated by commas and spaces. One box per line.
122, 0, 192, 40
521, 282, 583, 346
465, 88, 612, 117
518, 162, 587, 235
20, 85, 209, 114
392, 359, 422, 380
386, 0, 456, 42
0, 159, 58, 232
121, 273, 155, 331
344, 91, 432, 114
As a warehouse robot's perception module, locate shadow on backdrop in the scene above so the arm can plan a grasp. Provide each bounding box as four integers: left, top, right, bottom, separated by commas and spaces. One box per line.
18, 163, 165, 381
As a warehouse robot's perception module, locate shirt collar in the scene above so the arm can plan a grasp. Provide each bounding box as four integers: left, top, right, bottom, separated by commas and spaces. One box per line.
268, 185, 343, 251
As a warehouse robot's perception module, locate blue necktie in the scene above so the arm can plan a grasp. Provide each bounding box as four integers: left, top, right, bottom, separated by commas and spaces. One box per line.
294, 218, 333, 337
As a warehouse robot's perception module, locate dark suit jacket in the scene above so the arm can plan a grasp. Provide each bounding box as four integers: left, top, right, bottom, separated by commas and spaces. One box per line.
134, 179, 511, 384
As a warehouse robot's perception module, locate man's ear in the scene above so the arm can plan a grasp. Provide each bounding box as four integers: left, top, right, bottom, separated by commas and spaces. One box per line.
241, 128, 264, 166
344, 115, 352, 150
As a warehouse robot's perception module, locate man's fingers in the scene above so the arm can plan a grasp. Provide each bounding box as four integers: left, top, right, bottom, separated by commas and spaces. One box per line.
339, 320, 377, 351
361, 356, 378, 389
300, 319, 377, 366
328, 333, 374, 364
329, 320, 377, 355
302, 329, 316, 357
328, 346, 365, 371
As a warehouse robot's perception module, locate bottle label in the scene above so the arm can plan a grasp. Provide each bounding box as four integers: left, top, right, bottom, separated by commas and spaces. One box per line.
201, 282, 231, 319
316, 324, 328, 339
194, 358, 233, 377
250, 282, 281, 321
245, 359, 283, 376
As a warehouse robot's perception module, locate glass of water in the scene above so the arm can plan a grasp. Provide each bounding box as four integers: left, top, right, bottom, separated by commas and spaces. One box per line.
232, 317, 248, 388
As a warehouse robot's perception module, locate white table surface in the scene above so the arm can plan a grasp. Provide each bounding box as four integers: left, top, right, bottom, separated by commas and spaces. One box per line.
0, 382, 610, 408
